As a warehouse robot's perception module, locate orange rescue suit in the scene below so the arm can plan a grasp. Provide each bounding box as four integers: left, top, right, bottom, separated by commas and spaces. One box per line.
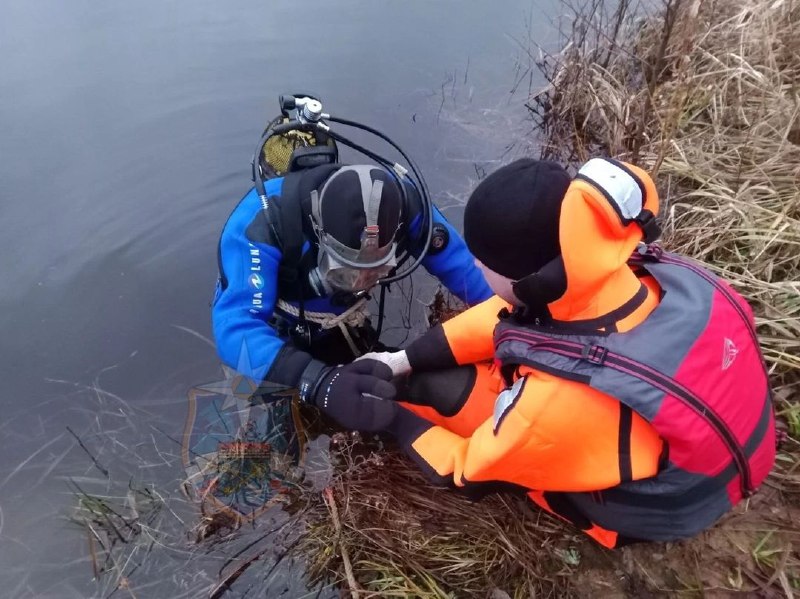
391, 162, 666, 547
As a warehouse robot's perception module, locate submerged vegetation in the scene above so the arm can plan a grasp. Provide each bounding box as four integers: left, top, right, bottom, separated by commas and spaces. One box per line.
295, 0, 800, 596
70, 481, 174, 597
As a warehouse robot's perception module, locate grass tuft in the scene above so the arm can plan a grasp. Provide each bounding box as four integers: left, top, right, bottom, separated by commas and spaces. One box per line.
294, 433, 574, 598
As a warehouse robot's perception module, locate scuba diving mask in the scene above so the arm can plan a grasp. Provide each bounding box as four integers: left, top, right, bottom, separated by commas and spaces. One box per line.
314, 249, 397, 295
308, 165, 400, 294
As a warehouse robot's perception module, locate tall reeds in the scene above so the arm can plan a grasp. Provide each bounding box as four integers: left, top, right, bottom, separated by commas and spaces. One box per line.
530, 0, 800, 401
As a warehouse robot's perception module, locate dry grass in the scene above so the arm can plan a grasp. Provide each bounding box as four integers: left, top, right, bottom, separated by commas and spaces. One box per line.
295, 433, 582, 598
531, 0, 800, 398
293, 0, 800, 596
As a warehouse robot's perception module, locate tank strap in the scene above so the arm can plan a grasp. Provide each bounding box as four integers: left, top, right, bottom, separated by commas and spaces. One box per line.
274, 173, 304, 293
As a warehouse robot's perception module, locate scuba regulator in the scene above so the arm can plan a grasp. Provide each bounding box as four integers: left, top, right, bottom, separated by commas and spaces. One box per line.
251, 93, 436, 346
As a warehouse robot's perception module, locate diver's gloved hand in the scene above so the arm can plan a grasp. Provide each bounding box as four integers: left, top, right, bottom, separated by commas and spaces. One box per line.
300, 359, 399, 432
356, 350, 412, 377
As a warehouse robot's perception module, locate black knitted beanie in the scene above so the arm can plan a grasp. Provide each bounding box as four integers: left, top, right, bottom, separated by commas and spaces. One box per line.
464, 159, 571, 280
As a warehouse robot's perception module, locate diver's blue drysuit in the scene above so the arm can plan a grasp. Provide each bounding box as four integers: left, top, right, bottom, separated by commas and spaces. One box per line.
212, 164, 492, 390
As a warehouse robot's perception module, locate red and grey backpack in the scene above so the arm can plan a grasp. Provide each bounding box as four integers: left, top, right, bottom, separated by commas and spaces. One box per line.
493, 245, 776, 541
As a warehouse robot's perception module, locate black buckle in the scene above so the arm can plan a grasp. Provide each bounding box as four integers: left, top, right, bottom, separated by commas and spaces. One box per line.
633, 242, 663, 262
290, 322, 312, 350
581, 344, 608, 365
635, 210, 661, 243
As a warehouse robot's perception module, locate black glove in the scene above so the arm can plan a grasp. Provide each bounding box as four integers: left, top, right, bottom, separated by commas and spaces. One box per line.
300, 359, 399, 432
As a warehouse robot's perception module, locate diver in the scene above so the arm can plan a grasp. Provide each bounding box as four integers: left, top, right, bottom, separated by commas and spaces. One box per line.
211, 94, 493, 428
324, 157, 776, 546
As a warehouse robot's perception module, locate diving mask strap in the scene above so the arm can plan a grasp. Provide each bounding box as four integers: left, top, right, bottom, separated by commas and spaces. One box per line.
310, 189, 323, 233
365, 179, 383, 227
362, 179, 383, 250
310, 189, 398, 269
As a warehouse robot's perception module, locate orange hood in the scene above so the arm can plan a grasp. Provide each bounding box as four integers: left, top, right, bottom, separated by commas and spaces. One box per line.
547, 159, 660, 322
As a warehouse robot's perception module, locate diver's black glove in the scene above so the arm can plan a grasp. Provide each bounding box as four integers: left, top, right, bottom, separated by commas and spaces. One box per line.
299, 359, 399, 432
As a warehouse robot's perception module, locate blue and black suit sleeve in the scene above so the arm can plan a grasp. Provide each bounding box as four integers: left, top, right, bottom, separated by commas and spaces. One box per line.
211, 179, 314, 388
405, 183, 493, 305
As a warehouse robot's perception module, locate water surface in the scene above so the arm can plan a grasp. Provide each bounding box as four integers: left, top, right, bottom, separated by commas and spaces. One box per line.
0, 2, 558, 595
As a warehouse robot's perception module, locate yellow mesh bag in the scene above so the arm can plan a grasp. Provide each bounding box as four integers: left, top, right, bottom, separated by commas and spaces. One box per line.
261, 117, 336, 177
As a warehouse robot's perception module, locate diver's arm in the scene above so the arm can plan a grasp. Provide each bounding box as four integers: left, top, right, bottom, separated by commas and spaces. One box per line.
212, 190, 317, 389
418, 206, 494, 305
403, 183, 493, 306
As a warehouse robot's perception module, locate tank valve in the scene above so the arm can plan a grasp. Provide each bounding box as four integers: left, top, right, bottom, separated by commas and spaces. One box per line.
296, 97, 325, 123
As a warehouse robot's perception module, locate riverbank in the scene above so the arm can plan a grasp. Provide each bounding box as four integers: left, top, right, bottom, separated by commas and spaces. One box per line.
298, 0, 800, 596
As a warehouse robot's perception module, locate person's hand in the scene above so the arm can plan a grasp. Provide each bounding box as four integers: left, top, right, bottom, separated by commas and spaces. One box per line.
307, 359, 399, 432
356, 350, 412, 377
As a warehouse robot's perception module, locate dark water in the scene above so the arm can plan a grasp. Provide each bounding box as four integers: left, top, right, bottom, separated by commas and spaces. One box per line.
0, 1, 558, 596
